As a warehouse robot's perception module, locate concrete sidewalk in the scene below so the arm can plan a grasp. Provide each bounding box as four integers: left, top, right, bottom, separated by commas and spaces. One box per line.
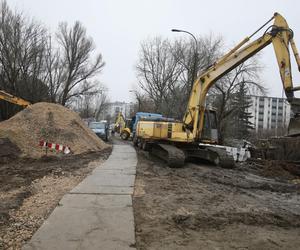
24, 144, 137, 250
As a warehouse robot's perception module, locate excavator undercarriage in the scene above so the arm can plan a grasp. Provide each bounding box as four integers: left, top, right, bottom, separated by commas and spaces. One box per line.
138, 140, 235, 168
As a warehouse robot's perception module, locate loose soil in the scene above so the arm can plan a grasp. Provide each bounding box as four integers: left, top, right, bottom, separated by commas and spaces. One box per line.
0, 102, 108, 158
133, 150, 300, 250
0, 147, 111, 250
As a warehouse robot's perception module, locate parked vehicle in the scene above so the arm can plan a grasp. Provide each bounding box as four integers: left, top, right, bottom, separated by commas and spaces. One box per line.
89, 121, 109, 142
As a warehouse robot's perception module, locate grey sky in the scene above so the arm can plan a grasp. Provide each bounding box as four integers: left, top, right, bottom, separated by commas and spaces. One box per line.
7, 0, 300, 101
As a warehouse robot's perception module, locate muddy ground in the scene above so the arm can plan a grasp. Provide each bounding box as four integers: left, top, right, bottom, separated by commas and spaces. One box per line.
0, 148, 111, 250
133, 150, 300, 250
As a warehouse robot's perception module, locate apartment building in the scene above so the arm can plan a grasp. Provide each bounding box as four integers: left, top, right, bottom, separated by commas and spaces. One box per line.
247, 95, 291, 132
105, 101, 135, 119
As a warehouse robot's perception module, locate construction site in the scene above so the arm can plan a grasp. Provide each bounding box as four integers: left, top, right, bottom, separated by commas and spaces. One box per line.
1, 1, 300, 250
0, 105, 300, 249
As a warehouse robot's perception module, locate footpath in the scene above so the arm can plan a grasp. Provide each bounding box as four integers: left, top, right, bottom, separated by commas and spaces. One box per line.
24, 144, 137, 250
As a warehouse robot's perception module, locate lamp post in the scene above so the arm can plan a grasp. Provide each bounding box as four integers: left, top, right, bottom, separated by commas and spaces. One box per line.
171, 29, 197, 46
171, 29, 198, 89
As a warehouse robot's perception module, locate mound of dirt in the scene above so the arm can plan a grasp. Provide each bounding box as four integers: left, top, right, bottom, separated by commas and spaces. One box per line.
0, 102, 108, 158
0, 138, 21, 159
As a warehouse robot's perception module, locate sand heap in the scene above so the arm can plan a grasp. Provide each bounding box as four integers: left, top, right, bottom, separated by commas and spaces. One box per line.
0, 102, 108, 158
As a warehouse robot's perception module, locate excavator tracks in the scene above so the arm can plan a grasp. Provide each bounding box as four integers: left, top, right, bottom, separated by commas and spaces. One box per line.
206, 147, 235, 168
147, 143, 235, 168
150, 144, 185, 168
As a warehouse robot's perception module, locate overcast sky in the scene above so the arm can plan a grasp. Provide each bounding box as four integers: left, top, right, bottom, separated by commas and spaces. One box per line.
7, 0, 300, 102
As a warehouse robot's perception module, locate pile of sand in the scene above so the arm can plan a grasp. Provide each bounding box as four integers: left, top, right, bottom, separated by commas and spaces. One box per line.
0, 102, 108, 158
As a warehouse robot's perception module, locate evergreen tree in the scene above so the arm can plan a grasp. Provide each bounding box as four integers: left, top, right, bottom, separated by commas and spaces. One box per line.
231, 80, 254, 139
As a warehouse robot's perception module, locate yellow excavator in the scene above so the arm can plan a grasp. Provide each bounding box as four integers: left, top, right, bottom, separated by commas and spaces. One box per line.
113, 112, 126, 134
134, 13, 300, 167
0, 90, 31, 108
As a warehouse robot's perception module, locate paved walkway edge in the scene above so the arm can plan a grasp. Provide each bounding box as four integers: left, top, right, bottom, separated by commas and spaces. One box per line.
23, 144, 137, 250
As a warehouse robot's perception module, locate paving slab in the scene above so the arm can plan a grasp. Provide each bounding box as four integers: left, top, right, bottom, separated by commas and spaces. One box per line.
24, 144, 137, 250
70, 186, 134, 195
92, 168, 136, 175
23, 195, 135, 250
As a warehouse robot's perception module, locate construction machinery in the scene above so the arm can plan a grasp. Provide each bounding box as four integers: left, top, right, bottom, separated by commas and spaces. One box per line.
0, 90, 31, 107
135, 13, 300, 168
120, 112, 163, 140
112, 112, 126, 134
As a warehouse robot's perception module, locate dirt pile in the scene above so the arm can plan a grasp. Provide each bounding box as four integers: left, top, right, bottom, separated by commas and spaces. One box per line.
240, 160, 300, 181
0, 138, 21, 162
0, 102, 108, 158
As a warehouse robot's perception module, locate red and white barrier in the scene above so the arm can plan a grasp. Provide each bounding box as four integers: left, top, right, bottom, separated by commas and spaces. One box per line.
39, 140, 71, 154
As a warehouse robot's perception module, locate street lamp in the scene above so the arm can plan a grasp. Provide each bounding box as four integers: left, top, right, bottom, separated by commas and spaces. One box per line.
171, 29, 197, 47
171, 29, 198, 88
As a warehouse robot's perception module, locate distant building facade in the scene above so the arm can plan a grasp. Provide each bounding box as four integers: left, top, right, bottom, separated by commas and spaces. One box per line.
104, 101, 135, 120
247, 95, 291, 132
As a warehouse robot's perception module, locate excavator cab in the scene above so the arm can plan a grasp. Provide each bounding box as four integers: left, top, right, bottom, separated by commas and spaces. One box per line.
201, 109, 218, 143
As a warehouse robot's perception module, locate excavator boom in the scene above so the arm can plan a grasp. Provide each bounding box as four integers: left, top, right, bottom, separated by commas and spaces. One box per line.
183, 13, 300, 138
113, 112, 126, 133
0, 90, 31, 107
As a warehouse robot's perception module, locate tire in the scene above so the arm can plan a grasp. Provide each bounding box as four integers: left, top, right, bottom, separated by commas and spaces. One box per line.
120, 131, 130, 140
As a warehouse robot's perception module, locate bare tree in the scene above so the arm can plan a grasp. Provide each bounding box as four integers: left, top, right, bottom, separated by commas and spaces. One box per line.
0, 1, 107, 121
44, 36, 65, 103
77, 92, 95, 119
56, 21, 105, 106
76, 82, 109, 120
0, 1, 49, 119
170, 35, 222, 117
135, 35, 222, 118
94, 85, 109, 120
130, 90, 156, 114
208, 57, 265, 142
174, 35, 222, 95
136, 37, 183, 114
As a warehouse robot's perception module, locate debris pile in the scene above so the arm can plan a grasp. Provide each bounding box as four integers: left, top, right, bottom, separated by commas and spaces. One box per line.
0, 102, 108, 158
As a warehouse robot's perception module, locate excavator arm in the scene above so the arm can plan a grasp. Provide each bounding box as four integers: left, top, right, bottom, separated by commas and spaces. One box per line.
0, 90, 31, 108
113, 112, 126, 133
183, 13, 300, 138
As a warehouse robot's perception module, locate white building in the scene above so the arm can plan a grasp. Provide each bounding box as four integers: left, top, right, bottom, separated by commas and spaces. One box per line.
104, 101, 135, 120
247, 95, 291, 132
